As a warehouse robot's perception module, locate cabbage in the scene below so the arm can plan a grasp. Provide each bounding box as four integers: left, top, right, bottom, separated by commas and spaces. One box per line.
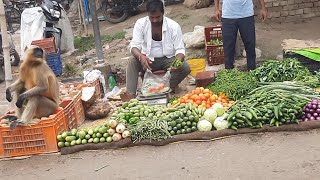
197, 120, 212, 132
213, 116, 229, 130
202, 108, 217, 124
212, 103, 225, 116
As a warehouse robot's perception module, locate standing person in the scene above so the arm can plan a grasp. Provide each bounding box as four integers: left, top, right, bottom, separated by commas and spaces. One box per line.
123, 0, 190, 99
214, 0, 267, 70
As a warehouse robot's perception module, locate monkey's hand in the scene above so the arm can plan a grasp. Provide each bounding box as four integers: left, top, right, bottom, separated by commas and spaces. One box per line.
3, 115, 18, 122
6, 88, 12, 102
16, 94, 26, 108
10, 120, 25, 130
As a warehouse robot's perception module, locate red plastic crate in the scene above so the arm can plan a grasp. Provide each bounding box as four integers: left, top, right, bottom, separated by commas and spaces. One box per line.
0, 108, 67, 158
59, 100, 77, 130
204, 26, 224, 65
205, 26, 223, 48
31, 37, 57, 54
206, 45, 224, 65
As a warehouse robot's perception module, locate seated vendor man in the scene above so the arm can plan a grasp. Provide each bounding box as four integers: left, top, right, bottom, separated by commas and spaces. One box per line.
125, 0, 190, 98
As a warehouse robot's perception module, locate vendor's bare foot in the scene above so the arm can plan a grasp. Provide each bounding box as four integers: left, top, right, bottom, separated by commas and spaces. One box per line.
120, 93, 136, 102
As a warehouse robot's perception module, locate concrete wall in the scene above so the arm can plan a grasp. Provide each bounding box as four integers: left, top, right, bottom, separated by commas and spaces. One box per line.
254, 0, 320, 22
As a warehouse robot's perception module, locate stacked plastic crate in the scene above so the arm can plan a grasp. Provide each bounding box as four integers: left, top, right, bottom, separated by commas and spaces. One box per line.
31, 37, 62, 76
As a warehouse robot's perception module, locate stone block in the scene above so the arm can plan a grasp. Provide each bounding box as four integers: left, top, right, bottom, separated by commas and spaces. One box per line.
296, 9, 304, 14
281, 11, 289, 16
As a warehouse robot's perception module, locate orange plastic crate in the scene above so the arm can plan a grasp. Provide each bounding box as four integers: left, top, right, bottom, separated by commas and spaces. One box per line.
59, 100, 77, 130
0, 108, 67, 158
70, 91, 85, 127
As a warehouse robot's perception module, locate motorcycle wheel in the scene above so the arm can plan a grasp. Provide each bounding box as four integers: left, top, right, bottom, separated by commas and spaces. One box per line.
10, 50, 20, 66
102, 2, 129, 23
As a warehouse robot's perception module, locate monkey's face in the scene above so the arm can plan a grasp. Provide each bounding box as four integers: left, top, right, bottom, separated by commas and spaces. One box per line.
25, 45, 45, 63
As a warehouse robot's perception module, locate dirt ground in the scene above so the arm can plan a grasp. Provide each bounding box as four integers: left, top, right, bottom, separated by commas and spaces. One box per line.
1, 3, 320, 179
1, 130, 320, 180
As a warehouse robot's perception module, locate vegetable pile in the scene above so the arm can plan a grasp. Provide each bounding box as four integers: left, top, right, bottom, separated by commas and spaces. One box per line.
207, 39, 223, 45
112, 99, 206, 142
251, 58, 309, 82
208, 69, 258, 101
301, 99, 320, 121
227, 82, 320, 130
171, 87, 234, 109
56, 121, 129, 148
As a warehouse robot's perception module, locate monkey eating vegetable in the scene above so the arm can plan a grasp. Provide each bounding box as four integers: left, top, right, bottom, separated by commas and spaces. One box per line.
4, 45, 60, 129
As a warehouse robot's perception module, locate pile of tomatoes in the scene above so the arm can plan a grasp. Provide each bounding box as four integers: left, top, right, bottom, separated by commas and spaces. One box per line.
172, 87, 234, 109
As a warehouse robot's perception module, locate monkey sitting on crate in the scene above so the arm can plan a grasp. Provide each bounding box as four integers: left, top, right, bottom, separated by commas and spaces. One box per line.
4, 45, 60, 129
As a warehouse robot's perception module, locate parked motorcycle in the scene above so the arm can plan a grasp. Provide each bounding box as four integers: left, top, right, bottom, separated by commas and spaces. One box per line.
102, 0, 184, 23
0, 32, 20, 83
40, 0, 64, 49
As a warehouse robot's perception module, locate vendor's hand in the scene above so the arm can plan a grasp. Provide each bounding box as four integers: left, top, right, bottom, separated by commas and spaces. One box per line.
140, 55, 152, 71
170, 66, 182, 73
260, 8, 267, 22
214, 9, 221, 21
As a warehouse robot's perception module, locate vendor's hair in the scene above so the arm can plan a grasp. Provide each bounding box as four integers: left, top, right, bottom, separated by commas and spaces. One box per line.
146, 0, 164, 13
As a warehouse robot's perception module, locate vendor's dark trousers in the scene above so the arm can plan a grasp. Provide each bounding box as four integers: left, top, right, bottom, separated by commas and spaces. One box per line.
222, 16, 256, 70
126, 56, 191, 95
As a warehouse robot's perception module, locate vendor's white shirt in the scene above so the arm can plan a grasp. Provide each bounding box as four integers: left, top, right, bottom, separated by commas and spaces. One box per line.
150, 39, 164, 58
129, 16, 185, 61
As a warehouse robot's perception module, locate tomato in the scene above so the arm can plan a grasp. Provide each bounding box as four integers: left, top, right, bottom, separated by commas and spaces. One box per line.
200, 96, 207, 101
148, 86, 156, 92
195, 100, 202, 105
206, 104, 211, 108
194, 90, 201, 95
203, 89, 210, 93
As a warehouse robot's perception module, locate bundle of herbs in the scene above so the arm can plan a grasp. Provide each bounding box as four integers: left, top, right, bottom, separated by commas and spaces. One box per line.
250, 58, 309, 82
207, 69, 258, 101
128, 117, 171, 143
294, 71, 320, 88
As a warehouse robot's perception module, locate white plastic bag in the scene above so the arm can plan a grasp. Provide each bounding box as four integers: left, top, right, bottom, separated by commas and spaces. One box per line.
141, 70, 171, 96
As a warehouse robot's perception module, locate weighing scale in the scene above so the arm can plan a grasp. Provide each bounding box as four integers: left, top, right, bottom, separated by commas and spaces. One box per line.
136, 90, 170, 106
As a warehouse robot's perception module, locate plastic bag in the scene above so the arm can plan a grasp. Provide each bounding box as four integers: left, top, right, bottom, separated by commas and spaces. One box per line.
141, 70, 171, 96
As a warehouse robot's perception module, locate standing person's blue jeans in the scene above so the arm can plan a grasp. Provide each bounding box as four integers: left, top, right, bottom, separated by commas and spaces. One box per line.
222, 16, 256, 70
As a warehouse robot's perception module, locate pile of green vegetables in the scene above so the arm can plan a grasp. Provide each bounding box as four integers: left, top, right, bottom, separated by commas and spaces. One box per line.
227, 82, 320, 130
250, 58, 309, 82
112, 99, 205, 142
208, 69, 258, 101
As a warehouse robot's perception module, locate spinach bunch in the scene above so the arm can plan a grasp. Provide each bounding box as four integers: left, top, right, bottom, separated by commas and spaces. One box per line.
207, 69, 258, 101
251, 58, 309, 82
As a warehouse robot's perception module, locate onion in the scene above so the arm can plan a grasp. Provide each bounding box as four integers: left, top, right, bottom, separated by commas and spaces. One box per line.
312, 104, 317, 109
306, 113, 312, 118
107, 128, 116, 136
116, 123, 126, 134
305, 108, 310, 113
112, 133, 122, 142
310, 116, 315, 121
108, 119, 118, 128
316, 109, 320, 113
304, 118, 309, 121
311, 99, 318, 105
310, 109, 315, 113
122, 130, 130, 138
313, 113, 319, 117
307, 103, 313, 109
316, 117, 320, 121
317, 104, 320, 109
